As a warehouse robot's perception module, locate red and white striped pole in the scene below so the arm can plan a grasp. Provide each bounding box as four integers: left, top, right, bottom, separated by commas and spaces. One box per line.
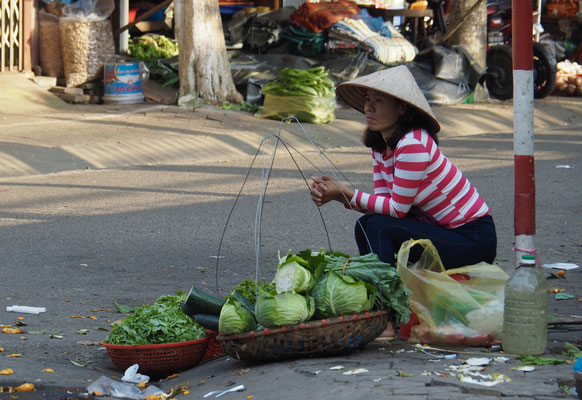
512, 0, 536, 265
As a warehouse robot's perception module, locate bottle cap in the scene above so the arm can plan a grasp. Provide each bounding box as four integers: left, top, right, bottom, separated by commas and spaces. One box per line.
521, 254, 536, 265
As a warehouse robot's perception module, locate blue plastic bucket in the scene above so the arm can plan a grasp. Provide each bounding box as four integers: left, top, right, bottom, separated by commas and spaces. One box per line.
103, 63, 144, 105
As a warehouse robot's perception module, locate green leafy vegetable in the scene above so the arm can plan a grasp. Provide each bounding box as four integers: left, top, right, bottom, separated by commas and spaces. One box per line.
255, 288, 314, 328
324, 252, 411, 324
232, 279, 275, 304
312, 270, 375, 318
221, 101, 262, 113
114, 301, 139, 314
218, 297, 257, 335
128, 34, 179, 62
128, 34, 180, 88
105, 293, 206, 345
564, 342, 582, 359
517, 355, 571, 365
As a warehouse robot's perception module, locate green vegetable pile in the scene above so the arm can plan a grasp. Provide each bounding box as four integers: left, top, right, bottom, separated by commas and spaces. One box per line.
128, 34, 180, 88
128, 34, 179, 63
105, 293, 206, 345
216, 249, 410, 334
232, 279, 275, 304
256, 67, 336, 124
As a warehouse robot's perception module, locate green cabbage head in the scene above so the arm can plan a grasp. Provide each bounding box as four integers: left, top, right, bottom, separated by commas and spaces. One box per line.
312, 271, 376, 318
255, 288, 314, 328
275, 261, 315, 294
218, 298, 257, 335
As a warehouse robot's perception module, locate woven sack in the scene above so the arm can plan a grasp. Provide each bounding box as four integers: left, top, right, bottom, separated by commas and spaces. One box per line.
38, 9, 64, 78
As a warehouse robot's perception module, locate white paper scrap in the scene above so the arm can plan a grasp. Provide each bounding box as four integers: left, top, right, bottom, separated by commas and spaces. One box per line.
329, 366, 345, 370
542, 263, 580, 270
458, 373, 511, 386
343, 368, 368, 375
556, 165, 573, 169
511, 366, 536, 372
6, 305, 46, 314
465, 357, 491, 366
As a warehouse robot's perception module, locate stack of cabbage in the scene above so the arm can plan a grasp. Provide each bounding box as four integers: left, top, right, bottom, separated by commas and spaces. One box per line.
218, 250, 411, 335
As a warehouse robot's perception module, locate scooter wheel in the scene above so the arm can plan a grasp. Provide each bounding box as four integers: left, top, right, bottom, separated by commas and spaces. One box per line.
533, 42, 557, 99
486, 45, 513, 100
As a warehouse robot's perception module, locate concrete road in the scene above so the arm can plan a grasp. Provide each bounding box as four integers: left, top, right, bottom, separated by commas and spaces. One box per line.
0, 74, 581, 399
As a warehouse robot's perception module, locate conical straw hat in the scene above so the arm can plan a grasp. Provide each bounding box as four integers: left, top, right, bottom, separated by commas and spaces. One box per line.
336, 65, 440, 134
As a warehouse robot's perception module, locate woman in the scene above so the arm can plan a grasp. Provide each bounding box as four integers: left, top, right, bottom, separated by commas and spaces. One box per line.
310, 65, 497, 269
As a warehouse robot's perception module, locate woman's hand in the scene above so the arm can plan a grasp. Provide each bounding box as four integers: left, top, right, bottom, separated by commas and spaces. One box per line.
310, 176, 354, 207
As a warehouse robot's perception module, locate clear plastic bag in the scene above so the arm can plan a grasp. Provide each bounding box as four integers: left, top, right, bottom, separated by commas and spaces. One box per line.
59, 0, 116, 87
396, 239, 509, 346
87, 376, 162, 399
255, 94, 336, 124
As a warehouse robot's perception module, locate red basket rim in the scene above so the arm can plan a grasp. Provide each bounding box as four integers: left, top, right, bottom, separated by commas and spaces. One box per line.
216, 309, 389, 341
102, 336, 208, 350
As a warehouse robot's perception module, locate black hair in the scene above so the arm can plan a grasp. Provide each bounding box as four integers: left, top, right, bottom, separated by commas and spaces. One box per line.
362, 104, 439, 152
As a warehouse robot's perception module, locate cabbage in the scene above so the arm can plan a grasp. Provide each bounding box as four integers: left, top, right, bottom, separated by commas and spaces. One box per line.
465, 300, 504, 338
218, 298, 257, 335
275, 261, 315, 294
255, 289, 314, 328
312, 271, 376, 318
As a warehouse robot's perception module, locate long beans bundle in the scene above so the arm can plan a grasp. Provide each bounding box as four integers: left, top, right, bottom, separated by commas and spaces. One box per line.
257, 66, 336, 124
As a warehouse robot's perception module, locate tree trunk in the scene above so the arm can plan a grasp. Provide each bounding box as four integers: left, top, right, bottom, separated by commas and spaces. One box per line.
447, 0, 488, 102
175, 0, 243, 107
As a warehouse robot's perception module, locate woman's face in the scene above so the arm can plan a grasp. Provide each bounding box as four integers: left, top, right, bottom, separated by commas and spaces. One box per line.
363, 89, 403, 135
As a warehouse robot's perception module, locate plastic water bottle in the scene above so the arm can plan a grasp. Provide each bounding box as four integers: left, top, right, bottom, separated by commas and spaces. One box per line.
502, 254, 548, 355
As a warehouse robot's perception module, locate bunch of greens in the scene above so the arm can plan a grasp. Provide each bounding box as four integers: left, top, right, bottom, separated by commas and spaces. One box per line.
221, 101, 262, 113
233, 279, 275, 304
128, 34, 179, 63
105, 293, 206, 345
323, 252, 411, 324
128, 34, 180, 88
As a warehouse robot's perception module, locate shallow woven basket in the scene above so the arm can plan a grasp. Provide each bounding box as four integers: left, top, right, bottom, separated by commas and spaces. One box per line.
216, 309, 390, 361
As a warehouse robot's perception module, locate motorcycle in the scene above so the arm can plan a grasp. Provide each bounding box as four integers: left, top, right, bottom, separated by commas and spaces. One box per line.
485, 0, 557, 99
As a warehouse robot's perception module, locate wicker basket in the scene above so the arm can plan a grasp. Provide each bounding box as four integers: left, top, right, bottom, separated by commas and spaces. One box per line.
216, 309, 390, 361
102, 337, 209, 377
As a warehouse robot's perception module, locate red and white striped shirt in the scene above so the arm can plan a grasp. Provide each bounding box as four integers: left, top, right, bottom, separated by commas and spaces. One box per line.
350, 129, 489, 229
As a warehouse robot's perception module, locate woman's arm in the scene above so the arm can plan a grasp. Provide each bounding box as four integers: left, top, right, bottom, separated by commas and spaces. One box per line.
352, 133, 430, 217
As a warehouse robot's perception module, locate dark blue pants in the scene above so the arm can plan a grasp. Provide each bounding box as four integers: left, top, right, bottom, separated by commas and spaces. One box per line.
354, 214, 497, 269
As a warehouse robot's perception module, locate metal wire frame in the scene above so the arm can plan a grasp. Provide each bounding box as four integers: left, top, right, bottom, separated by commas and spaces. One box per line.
213, 117, 372, 295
